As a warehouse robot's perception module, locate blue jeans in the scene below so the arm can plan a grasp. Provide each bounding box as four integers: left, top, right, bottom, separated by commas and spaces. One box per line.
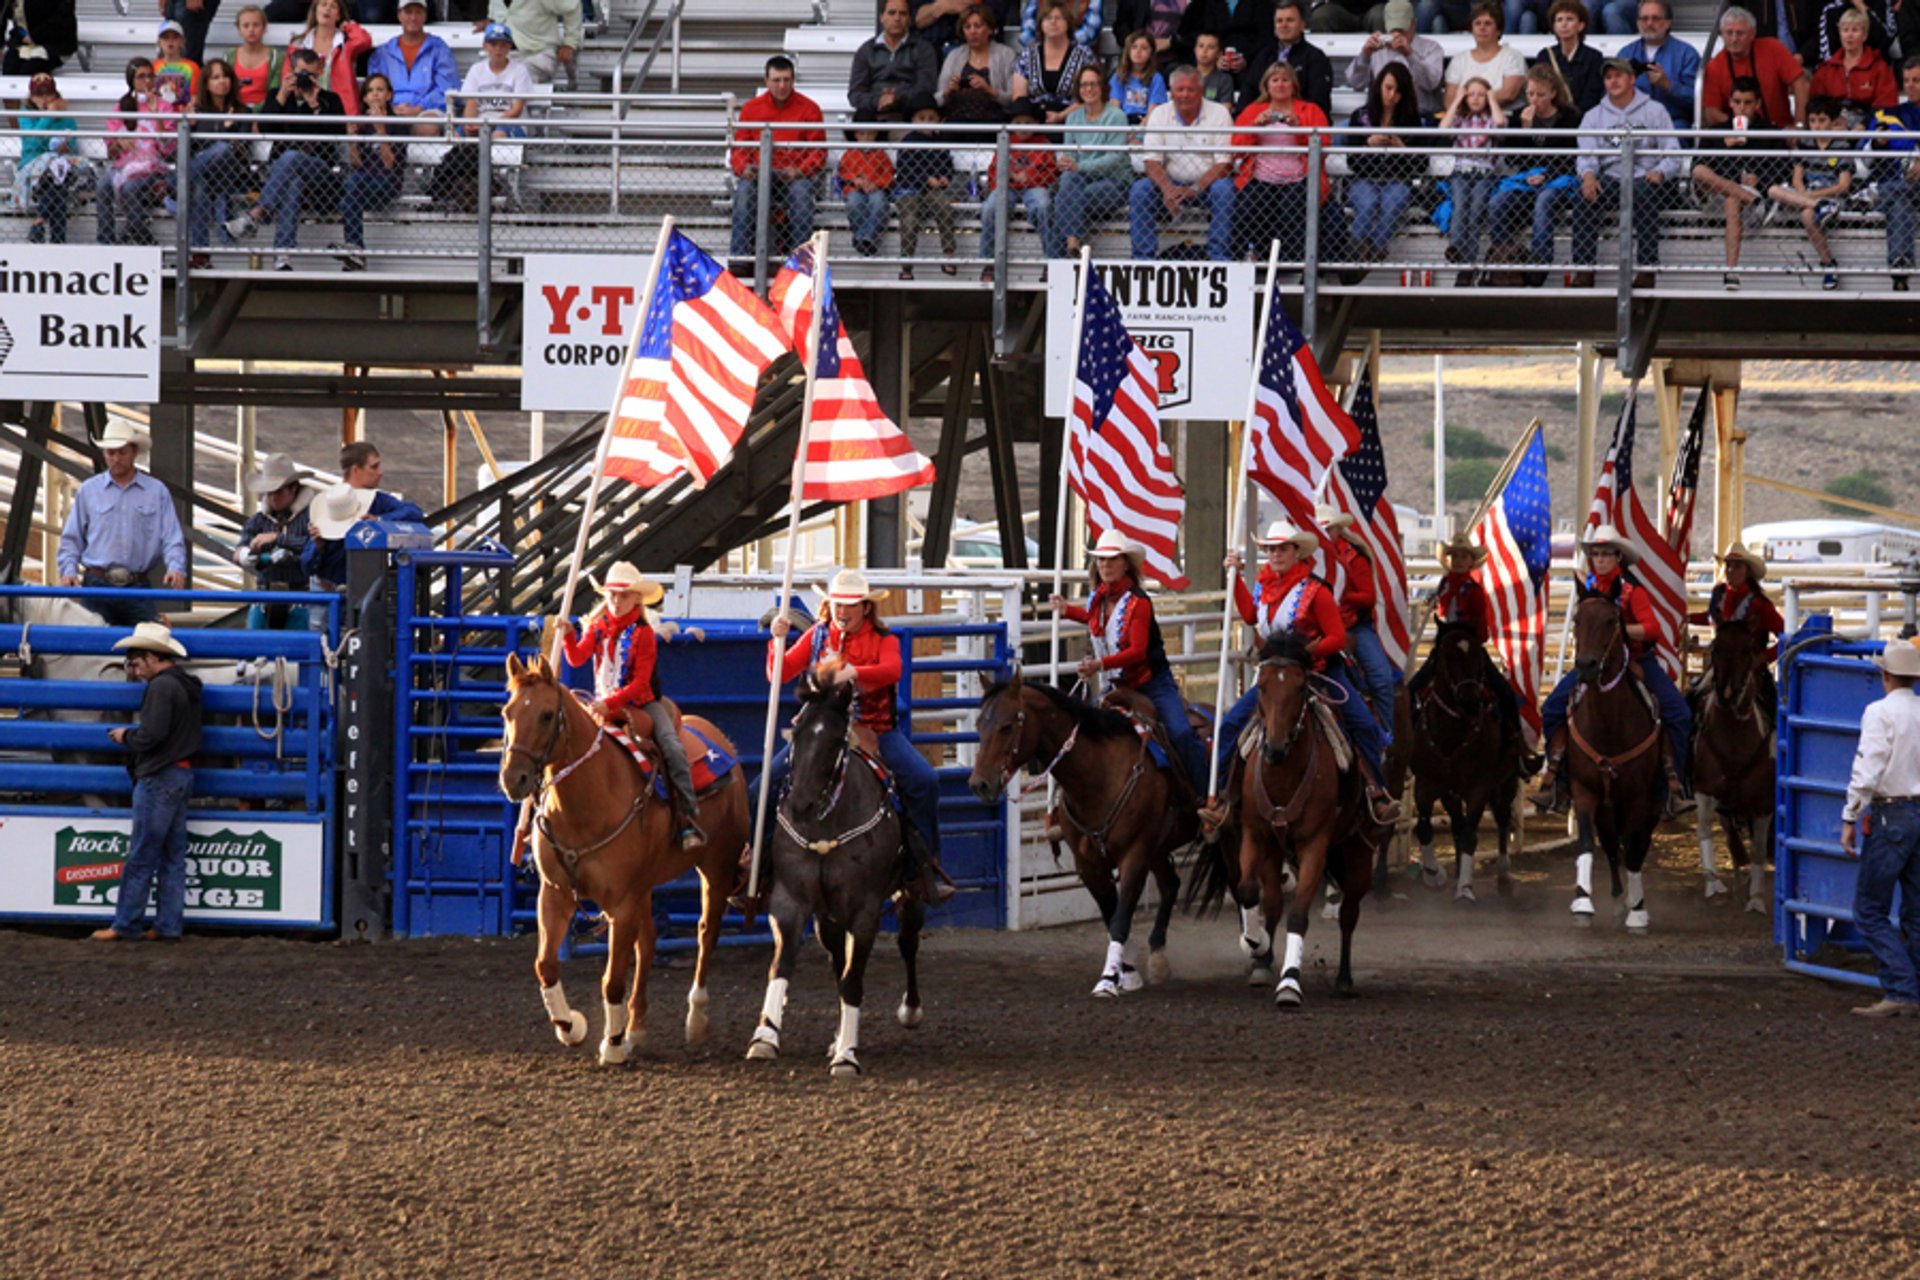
110, 766, 194, 939
189, 141, 253, 248
166, 0, 222, 65
1212, 659, 1385, 787
1414, 0, 1471, 29
1507, 0, 1546, 32
1129, 175, 1234, 262
31, 163, 78, 242
1052, 171, 1124, 255
258, 150, 330, 251
1487, 180, 1538, 251
1349, 622, 1400, 736
95, 169, 164, 246
80, 570, 159, 626
1570, 174, 1673, 267
1448, 171, 1495, 262
341, 167, 402, 247
730, 171, 817, 257
1852, 799, 1920, 1003
1882, 174, 1920, 267
1597, 0, 1637, 32
1540, 653, 1692, 786
1137, 666, 1207, 788
979, 185, 1051, 258
752, 723, 942, 858
1530, 180, 1578, 262
1348, 178, 1411, 250
843, 188, 891, 248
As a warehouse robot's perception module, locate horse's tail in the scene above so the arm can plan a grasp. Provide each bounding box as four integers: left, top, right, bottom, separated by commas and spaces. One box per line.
1183, 827, 1237, 917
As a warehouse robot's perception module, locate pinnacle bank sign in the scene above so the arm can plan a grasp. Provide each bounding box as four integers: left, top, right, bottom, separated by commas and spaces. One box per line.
0, 246, 162, 401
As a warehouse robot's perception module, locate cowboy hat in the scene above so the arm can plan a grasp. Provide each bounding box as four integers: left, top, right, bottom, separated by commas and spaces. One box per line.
1436, 531, 1491, 571
96, 419, 145, 450
1581, 524, 1641, 568
1877, 636, 1920, 678
310, 483, 377, 539
592, 561, 666, 606
245, 452, 311, 495
1254, 520, 1319, 556
817, 567, 886, 606
1312, 502, 1355, 533
112, 621, 188, 659
1087, 529, 1146, 566
1718, 541, 1768, 582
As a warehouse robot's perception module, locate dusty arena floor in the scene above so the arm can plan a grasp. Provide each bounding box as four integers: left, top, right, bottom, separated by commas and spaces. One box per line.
3, 824, 1917, 1280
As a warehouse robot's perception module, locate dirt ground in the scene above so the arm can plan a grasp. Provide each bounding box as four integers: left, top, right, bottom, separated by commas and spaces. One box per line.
3, 823, 1917, 1280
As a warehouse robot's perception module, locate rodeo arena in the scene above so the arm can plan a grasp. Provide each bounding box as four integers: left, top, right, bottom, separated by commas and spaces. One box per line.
6, 0, 1920, 1270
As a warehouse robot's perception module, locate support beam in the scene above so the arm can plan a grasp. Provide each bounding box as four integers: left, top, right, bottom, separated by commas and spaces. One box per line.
865, 292, 907, 568
0, 403, 55, 583
1575, 342, 1600, 524
149, 357, 196, 585
920, 327, 979, 571
1183, 418, 1228, 612
1650, 358, 1678, 526
978, 360, 1028, 570
1712, 384, 1744, 554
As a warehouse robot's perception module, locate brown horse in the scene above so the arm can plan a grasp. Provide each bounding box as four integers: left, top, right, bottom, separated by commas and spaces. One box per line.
1565, 591, 1664, 931
1410, 623, 1520, 902
970, 671, 1194, 997
498, 653, 749, 1064
1691, 618, 1773, 912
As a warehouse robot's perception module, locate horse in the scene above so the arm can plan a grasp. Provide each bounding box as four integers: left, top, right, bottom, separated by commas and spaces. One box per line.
970, 669, 1194, 998
1691, 619, 1773, 913
1409, 623, 1520, 902
498, 653, 749, 1065
1190, 632, 1380, 1007
1564, 591, 1665, 931
746, 660, 925, 1078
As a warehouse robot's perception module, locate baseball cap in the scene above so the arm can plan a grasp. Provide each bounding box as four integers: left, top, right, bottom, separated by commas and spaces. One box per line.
398, 0, 428, 8
1382, 0, 1415, 30
1601, 56, 1636, 75
482, 21, 514, 43
157, 18, 185, 37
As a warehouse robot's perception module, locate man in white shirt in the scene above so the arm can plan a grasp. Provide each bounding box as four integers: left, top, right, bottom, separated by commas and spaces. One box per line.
1128, 66, 1237, 261
1840, 636, 1920, 1018
460, 22, 536, 135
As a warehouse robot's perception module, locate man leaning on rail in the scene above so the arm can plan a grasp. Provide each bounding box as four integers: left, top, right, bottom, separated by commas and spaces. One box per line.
57, 419, 188, 629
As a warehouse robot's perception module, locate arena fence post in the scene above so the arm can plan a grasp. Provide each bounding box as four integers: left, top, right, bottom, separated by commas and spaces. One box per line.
991, 127, 1010, 354
1615, 134, 1636, 348
174, 118, 193, 338
1303, 132, 1322, 350
753, 129, 775, 293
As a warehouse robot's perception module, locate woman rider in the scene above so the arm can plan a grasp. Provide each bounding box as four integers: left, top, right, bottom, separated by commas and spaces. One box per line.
1407, 532, 1529, 760
1316, 501, 1399, 732
1687, 541, 1784, 725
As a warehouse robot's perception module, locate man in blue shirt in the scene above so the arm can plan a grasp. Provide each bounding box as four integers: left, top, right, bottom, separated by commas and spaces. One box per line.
57, 419, 188, 628
367, 0, 461, 136
1871, 58, 1920, 291
1617, 0, 1700, 127
303, 442, 425, 589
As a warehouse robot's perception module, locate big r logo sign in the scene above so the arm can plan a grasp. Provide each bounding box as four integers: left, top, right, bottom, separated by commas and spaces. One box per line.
1043, 260, 1254, 421
0, 247, 162, 401
521, 254, 655, 412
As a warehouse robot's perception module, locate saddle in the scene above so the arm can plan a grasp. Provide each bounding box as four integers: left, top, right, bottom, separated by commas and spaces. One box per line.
608, 699, 738, 797
1232, 693, 1355, 776
1098, 687, 1194, 797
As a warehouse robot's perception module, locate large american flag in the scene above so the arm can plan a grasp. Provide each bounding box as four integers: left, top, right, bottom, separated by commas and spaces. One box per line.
1067, 268, 1188, 589
607, 230, 788, 487
1327, 367, 1411, 669
1469, 425, 1553, 732
1586, 398, 1687, 678
769, 246, 937, 501
1663, 385, 1708, 560
1246, 287, 1363, 506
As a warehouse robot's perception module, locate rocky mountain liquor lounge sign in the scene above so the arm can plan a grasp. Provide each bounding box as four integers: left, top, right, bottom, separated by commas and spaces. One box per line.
0, 247, 163, 401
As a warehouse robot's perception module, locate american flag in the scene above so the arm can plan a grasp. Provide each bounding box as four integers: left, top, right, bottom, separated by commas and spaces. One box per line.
1469, 426, 1553, 731
770, 246, 937, 501
1067, 268, 1188, 589
1327, 367, 1411, 669
1246, 286, 1363, 507
607, 230, 788, 487
1663, 385, 1708, 559
1586, 398, 1687, 678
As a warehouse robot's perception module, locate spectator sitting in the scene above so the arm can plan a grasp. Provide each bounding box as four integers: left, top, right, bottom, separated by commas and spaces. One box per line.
223, 46, 346, 271
459, 23, 535, 136
13, 72, 88, 245
154, 19, 203, 101
838, 110, 895, 258
57, 420, 188, 627
289, 0, 371, 114
1568, 56, 1680, 286
161, 0, 221, 65
1868, 56, 1920, 291
478, 0, 582, 87
1691, 78, 1784, 289
1702, 5, 1809, 127
227, 5, 283, 108
1112, 30, 1169, 124
1018, 0, 1102, 46
1440, 75, 1505, 283
1111, 0, 1191, 65
96, 59, 182, 247
1345, 62, 1428, 261
1130, 65, 1236, 261
235, 453, 314, 630
3, 0, 78, 77
850, 0, 938, 119
1413, 0, 1468, 32
1810, 8, 1896, 126
1052, 64, 1130, 256
978, 101, 1058, 272
936, 3, 1017, 127
1240, 0, 1334, 118
1191, 32, 1237, 108
1487, 64, 1579, 279
336, 73, 407, 270
912, 0, 1011, 54
186, 59, 258, 263
1229, 60, 1330, 263
728, 55, 826, 261
1444, 0, 1527, 111
1767, 96, 1854, 289
1012, 0, 1099, 124
1533, 0, 1604, 114
1815, 0, 1893, 62
1616, 0, 1699, 129
1174, 0, 1268, 75
1345, 0, 1446, 116
367, 0, 461, 136
891, 103, 959, 278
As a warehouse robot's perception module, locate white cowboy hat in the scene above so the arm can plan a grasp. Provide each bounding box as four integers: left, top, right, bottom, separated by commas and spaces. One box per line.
310, 483, 377, 539
111, 621, 188, 659
816, 567, 886, 606
1254, 520, 1319, 556
1581, 524, 1641, 568
245, 452, 311, 495
591, 561, 666, 605
1086, 529, 1146, 566
96, 419, 145, 450
1435, 532, 1491, 571
1718, 541, 1768, 582
1312, 502, 1355, 533
1877, 636, 1920, 678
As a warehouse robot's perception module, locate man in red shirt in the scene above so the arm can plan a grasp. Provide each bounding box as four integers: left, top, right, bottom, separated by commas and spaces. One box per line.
730, 55, 827, 259
1701, 5, 1810, 126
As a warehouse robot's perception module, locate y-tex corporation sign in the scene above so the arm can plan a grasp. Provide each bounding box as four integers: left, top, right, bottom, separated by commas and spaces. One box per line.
0, 246, 162, 401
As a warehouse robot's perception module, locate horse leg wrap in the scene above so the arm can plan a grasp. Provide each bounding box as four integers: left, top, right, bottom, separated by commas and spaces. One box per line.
1281, 932, 1304, 978
602, 999, 629, 1042
833, 1001, 861, 1064
1625, 871, 1649, 931
1102, 939, 1126, 980
1574, 852, 1595, 899
758, 977, 788, 1031
1456, 853, 1475, 900
1275, 933, 1306, 1006
542, 983, 587, 1046
1237, 905, 1266, 956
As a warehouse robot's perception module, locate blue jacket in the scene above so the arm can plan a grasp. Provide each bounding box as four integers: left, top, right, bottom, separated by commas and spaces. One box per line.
1618, 35, 1701, 129
365, 35, 460, 114
303, 491, 425, 586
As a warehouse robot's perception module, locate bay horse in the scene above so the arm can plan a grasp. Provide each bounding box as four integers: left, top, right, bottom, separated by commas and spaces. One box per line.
1410, 623, 1520, 902
746, 660, 925, 1078
1191, 633, 1379, 1007
969, 670, 1194, 997
1691, 619, 1772, 912
498, 653, 749, 1065
1565, 591, 1665, 930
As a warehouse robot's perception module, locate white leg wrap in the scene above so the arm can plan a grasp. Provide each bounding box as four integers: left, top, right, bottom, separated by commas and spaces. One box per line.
1626, 869, 1645, 907
759, 977, 789, 1031
835, 1001, 861, 1060
1103, 939, 1126, 976
1281, 931, 1305, 977
1457, 855, 1474, 889
603, 999, 629, 1040
1420, 842, 1439, 872
541, 982, 572, 1022
1574, 851, 1594, 897
1238, 905, 1266, 954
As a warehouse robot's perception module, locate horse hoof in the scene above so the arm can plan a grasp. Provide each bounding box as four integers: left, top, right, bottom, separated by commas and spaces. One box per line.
1421, 867, 1447, 890
1456, 884, 1477, 904
1274, 977, 1303, 1009
1570, 896, 1595, 920
1118, 964, 1145, 993
1248, 962, 1276, 987
553, 1010, 588, 1047
1091, 973, 1122, 999
897, 998, 923, 1028
685, 1010, 711, 1046
1745, 896, 1768, 915
597, 1036, 632, 1067
830, 1053, 863, 1079
1704, 878, 1729, 901
1625, 907, 1650, 932
745, 1028, 780, 1061
1334, 979, 1357, 999
1146, 949, 1172, 985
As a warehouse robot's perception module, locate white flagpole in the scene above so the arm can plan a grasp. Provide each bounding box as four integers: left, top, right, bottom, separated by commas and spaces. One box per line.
1045, 245, 1095, 810
747, 229, 829, 898
1206, 239, 1281, 802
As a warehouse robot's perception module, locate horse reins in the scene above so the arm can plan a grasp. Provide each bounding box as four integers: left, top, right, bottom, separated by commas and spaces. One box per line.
516, 688, 652, 874
1053, 731, 1151, 858
776, 705, 895, 856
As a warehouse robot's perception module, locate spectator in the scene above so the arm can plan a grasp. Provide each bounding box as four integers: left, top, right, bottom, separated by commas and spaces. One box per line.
1569, 56, 1680, 286
1345, 0, 1445, 116
57, 420, 188, 626
1440, 75, 1504, 280
154, 19, 203, 101
1533, 0, 1603, 114
850, 0, 939, 118
1443, 0, 1527, 110
1191, 32, 1237, 107
1815, 0, 1893, 62
289, 0, 371, 114
96, 59, 181, 248
936, 3, 1017, 125
367, 0, 461, 135
1809, 7, 1896, 125
1229, 60, 1331, 262
3, 0, 78, 77
1112, 0, 1190, 63
234, 453, 313, 629
891, 103, 959, 277
186, 58, 258, 265
1018, 0, 1102, 46
13, 72, 88, 245
1130, 65, 1236, 261
1836, 635, 1920, 1020
459, 22, 534, 133
1869, 56, 1920, 291
912, 0, 1011, 52
1052, 63, 1130, 255
226, 5, 282, 108
1240, 0, 1334, 118
1767, 96, 1853, 287
979, 101, 1057, 271
1487, 63, 1579, 278
90, 624, 203, 945
1690, 77, 1784, 289
223, 46, 346, 271
1616, 0, 1699, 129
1310, 0, 1382, 35
480, 0, 582, 86
1702, 5, 1809, 127
1174, 0, 1268, 76
1345, 62, 1428, 261
1112, 30, 1169, 124
728, 55, 826, 261
160, 0, 221, 67
337, 72, 406, 270
838, 109, 895, 258
1012, 0, 1098, 123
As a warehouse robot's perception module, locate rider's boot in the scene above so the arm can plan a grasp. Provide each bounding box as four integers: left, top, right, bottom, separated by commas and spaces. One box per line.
1358, 756, 1401, 826
1660, 739, 1696, 820
1526, 742, 1569, 813
901, 821, 956, 906
673, 786, 706, 851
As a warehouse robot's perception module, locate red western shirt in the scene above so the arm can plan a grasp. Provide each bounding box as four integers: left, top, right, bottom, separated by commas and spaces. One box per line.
562, 607, 658, 712
1587, 568, 1663, 658
1688, 579, 1786, 660
1434, 570, 1493, 645
771, 620, 901, 730
1329, 537, 1375, 629
1235, 564, 1346, 669
1062, 577, 1159, 689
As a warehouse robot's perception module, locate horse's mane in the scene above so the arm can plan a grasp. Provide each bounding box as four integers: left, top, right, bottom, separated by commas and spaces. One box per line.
980, 677, 1139, 739
1257, 630, 1316, 669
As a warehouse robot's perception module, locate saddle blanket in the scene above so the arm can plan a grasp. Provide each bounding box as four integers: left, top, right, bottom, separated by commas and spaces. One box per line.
1235, 704, 1353, 773
606, 722, 739, 798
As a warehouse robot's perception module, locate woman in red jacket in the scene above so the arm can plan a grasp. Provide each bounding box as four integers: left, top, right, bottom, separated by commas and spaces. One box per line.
1315, 500, 1397, 730
1687, 540, 1784, 722
1228, 60, 1331, 262
288, 0, 371, 114
1407, 532, 1528, 758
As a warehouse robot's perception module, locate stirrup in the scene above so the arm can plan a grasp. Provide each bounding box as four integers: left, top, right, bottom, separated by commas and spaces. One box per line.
1365, 787, 1401, 826
677, 822, 706, 850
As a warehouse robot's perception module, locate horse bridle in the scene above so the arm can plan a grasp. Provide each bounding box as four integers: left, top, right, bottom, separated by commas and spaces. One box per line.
776, 702, 892, 855
1578, 604, 1630, 692
512, 685, 649, 873
987, 689, 1081, 798
1258, 657, 1313, 763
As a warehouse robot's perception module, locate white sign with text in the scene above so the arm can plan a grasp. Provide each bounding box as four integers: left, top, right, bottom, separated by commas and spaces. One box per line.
1044, 260, 1255, 421
520, 253, 657, 412
0, 246, 162, 401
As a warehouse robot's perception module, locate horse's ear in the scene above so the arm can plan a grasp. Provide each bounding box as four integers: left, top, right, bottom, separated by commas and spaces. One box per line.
505, 652, 524, 680
1010, 662, 1023, 688
534, 655, 553, 681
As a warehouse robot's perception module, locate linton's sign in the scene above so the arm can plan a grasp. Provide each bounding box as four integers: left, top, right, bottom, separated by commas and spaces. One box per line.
0, 247, 162, 400
1044, 261, 1254, 420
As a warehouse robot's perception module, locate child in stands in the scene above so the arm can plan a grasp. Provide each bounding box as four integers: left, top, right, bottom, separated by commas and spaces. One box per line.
1767, 95, 1855, 288
1110, 30, 1168, 124
1441, 75, 1506, 283
1689, 77, 1785, 290
227, 5, 284, 108
892, 103, 958, 279
1193, 33, 1237, 108
838, 109, 895, 257
978, 101, 1057, 273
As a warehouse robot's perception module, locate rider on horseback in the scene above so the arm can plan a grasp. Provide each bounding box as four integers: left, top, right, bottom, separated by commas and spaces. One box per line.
1315, 502, 1399, 736
1687, 542, 1784, 725
1408, 533, 1531, 763
561, 562, 704, 851
1528, 526, 1694, 817
1200, 521, 1401, 834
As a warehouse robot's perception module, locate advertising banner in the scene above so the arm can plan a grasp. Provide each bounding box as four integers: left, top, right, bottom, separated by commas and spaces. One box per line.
520, 253, 656, 411
0, 246, 163, 401
1044, 260, 1255, 420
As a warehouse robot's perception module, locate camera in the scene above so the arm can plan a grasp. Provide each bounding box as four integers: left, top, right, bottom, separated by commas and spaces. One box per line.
293, 70, 316, 90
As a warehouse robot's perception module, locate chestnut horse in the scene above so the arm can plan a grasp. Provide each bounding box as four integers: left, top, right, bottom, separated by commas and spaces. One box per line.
498, 653, 749, 1065
1410, 623, 1520, 902
970, 671, 1195, 997
1691, 619, 1772, 912
1565, 591, 1664, 931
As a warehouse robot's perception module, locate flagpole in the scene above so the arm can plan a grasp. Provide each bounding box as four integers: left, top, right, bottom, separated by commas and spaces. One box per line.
511, 216, 676, 868
1043, 245, 1096, 813
1206, 239, 1281, 802
747, 229, 830, 898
